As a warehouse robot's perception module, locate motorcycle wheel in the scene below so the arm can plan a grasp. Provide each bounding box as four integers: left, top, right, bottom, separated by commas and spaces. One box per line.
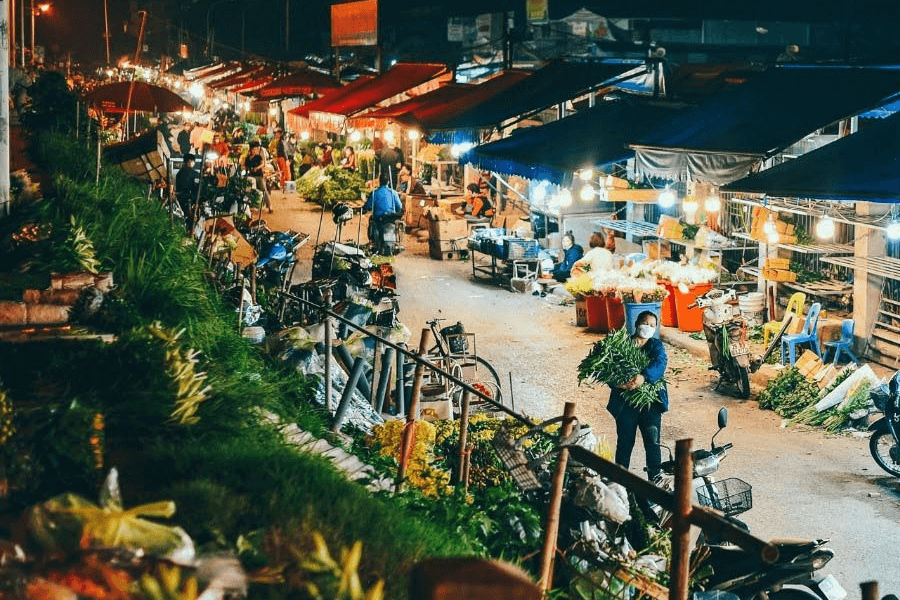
869, 430, 900, 477
734, 366, 751, 399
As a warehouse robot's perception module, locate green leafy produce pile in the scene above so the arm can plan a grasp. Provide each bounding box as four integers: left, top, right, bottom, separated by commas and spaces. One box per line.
296, 165, 367, 207
578, 328, 665, 410
793, 379, 871, 432
757, 368, 820, 418
681, 223, 700, 241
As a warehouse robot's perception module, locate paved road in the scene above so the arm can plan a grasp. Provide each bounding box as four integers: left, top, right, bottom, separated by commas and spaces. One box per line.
396, 251, 900, 600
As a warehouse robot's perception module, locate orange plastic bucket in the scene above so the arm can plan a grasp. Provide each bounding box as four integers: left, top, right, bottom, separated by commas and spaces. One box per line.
673, 283, 713, 332
585, 295, 609, 333
660, 282, 678, 328
607, 297, 626, 331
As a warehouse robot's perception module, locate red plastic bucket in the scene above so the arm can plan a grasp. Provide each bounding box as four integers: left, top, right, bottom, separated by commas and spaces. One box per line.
585, 295, 609, 333
673, 283, 713, 332
607, 297, 626, 331
660, 281, 678, 328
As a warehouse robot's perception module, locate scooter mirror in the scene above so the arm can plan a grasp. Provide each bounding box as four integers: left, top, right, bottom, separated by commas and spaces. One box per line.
717, 407, 728, 429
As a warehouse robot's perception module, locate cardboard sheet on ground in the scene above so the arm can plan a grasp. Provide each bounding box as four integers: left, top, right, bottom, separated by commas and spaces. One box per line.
203, 216, 255, 266
815, 364, 879, 412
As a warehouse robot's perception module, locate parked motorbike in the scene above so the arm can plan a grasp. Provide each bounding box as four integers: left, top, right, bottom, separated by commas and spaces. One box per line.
655, 409, 846, 600
868, 371, 900, 477
369, 214, 404, 256
690, 288, 752, 399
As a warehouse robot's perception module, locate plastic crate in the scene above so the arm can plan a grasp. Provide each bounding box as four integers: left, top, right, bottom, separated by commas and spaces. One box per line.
503, 238, 540, 260
696, 477, 752, 516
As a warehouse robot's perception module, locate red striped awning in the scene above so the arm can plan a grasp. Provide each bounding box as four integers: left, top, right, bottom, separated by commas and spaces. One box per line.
287, 76, 377, 118
347, 83, 470, 129
208, 65, 268, 90
254, 70, 341, 100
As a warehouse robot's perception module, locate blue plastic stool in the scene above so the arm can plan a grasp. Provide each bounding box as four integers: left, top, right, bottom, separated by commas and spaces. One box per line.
782, 302, 822, 366
823, 319, 860, 366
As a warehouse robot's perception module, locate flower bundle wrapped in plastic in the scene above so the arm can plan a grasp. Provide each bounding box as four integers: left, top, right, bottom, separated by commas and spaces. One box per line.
619, 279, 668, 304
564, 274, 594, 299
650, 261, 717, 286
577, 328, 665, 410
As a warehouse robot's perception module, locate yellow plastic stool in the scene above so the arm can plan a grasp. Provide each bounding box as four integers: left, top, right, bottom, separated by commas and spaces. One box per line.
763, 292, 806, 347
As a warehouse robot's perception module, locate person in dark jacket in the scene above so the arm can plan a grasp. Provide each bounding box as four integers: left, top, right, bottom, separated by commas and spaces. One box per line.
552, 233, 584, 282
607, 311, 668, 480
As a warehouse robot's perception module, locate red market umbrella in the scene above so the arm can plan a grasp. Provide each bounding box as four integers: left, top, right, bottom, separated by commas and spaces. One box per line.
85, 81, 193, 114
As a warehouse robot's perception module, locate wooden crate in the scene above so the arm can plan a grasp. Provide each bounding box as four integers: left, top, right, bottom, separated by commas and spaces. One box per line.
429, 239, 466, 261
765, 257, 791, 270
762, 268, 797, 282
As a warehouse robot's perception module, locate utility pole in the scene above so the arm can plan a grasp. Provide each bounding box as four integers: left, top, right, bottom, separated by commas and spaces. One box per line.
102, 0, 110, 65
133, 9, 147, 64
284, 0, 290, 53
0, 0, 11, 217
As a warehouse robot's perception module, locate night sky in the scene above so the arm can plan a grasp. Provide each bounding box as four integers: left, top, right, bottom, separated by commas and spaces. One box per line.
39, 0, 900, 65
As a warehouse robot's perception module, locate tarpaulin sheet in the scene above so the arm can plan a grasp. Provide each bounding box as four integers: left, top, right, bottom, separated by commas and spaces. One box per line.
427, 60, 645, 133
346, 84, 472, 129
208, 65, 269, 90
460, 99, 686, 185
631, 65, 900, 183
287, 76, 377, 118
722, 112, 900, 201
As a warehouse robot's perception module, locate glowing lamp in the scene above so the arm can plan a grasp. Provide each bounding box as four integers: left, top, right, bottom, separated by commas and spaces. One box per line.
815, 215, 835, 239
657, 189, 676, 209
580, 185, 595, 202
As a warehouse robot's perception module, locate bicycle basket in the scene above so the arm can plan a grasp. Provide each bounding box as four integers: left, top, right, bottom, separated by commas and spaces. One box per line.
696, 478, 752, 516
441, 322, 469, 354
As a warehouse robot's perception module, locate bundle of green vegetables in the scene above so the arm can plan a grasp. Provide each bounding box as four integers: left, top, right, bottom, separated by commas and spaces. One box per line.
792, 379, 872, 432
757, 368, 820, 418
578, 328, 665, 409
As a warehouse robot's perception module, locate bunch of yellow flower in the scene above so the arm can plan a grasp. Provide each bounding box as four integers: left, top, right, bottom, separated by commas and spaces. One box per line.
564, 274, 594, 299
369, 420, 452, 498
0, 386, 13, 445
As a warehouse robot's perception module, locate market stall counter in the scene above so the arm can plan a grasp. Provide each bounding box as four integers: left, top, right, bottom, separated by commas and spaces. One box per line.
468, 228, 541, 284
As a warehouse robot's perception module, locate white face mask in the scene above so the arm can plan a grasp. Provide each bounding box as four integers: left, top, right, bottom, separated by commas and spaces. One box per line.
637, 324, 656, 339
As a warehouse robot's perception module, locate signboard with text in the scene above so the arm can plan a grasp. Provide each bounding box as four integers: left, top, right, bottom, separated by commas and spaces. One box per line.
331, 0, 378, 47
526, 0, 548, 23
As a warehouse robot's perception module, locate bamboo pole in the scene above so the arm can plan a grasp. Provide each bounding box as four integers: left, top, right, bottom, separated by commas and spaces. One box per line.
860, 581, 879, 600
370, 340, 381, 408
457, 391, 471, 486
397, 328, 431, 488
669, 439, 694, 600
538, 401, 576, 592
323, 289, 333, 412
332, 357, 366, 433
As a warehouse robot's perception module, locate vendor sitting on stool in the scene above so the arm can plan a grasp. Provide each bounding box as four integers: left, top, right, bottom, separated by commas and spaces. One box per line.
457, 183, 494, 220
570, 232, 614, 277
552, 233, 584, 282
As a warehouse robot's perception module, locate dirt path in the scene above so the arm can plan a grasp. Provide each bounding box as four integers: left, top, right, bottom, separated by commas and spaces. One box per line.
264, 190, 900, 598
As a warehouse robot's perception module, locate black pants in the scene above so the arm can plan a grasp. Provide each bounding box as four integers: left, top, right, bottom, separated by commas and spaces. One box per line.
614, 405, 663, 479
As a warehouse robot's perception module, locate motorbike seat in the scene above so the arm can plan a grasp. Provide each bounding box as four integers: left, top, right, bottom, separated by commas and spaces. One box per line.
769, 538, 822, 559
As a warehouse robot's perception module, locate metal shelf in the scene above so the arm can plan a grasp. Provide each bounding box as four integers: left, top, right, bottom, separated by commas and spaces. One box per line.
820, 255, 900, 282
776, 242, 855, 255
593, 219, 659, 238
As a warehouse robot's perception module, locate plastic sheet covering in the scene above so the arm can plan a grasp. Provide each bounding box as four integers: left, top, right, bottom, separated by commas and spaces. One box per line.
572, 474, 631, 524
634, 147, 758, 185
313, 360, 384, 432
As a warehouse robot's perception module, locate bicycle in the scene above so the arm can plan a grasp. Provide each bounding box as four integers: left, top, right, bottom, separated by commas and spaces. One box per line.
424, 316, 507, 416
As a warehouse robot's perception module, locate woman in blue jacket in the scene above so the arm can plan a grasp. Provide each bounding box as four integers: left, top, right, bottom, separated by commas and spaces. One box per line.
607, 311, 668, 480
552, 233, 584, 282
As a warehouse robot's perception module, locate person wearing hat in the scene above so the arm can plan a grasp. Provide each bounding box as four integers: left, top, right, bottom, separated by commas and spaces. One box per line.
242, 140, 272, 213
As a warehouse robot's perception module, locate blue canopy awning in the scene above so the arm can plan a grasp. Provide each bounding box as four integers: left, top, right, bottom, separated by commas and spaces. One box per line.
427, 59, 646, 140
631, 64, 900, 184
460, 99, 687, 185
722, 112, 900, 202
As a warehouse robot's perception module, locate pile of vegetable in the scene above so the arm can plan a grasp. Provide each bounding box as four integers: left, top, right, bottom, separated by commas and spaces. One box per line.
757, 368, 820, 418
578, 328, 665, 409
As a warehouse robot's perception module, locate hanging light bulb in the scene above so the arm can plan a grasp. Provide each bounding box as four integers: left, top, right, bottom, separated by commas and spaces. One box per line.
658, 188, 676, 209
384, 129, 396, 143
558, 189, 573, 207
408, 129, 420, 140
767, 230, 780, 244
683, 198, 698, 215
268, 106, 278, 116
704, 195, 721, 213
580, 184, 595, 202
815, 214, 835, 239
763, 214, 778, 237
579, 168, 593, 182
887, 220, 900, 241
300, 131, 310, 141
350, 130, 362, 142
533, 181, 549, 203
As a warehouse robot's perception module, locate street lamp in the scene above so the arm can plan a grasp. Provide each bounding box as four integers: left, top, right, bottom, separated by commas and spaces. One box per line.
31, 1, 51, 65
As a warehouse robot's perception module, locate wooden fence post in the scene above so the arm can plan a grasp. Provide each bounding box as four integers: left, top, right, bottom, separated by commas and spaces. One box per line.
669, 439, 694, 600
397, 328, 432, 489
538, 401, 577, 593
860, 581, 879, 600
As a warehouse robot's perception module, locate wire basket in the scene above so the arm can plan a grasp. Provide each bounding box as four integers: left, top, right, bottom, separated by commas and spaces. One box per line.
696, 478, 752, 516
